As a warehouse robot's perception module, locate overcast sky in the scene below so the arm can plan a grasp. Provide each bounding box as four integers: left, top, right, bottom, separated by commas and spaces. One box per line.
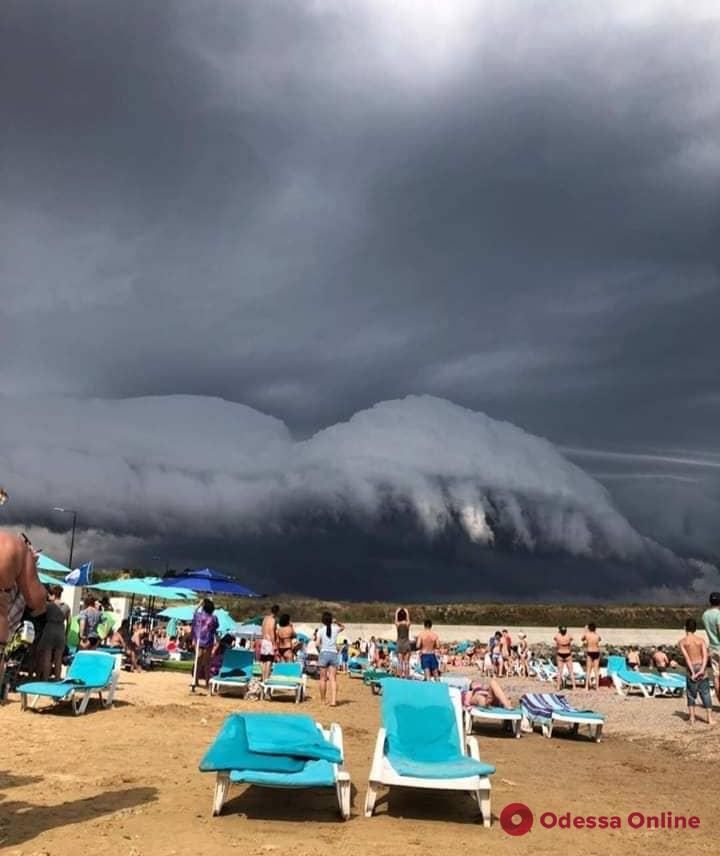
2, 2, 719, 598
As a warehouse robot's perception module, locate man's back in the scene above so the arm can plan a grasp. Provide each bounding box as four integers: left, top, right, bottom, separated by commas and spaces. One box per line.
681, 633, 706, 664
417, 630, 438, 653
261, 613, 276, 641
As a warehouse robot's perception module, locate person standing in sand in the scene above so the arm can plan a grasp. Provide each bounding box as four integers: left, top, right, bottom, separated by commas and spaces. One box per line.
553, 625, 576, 690
191, 599, 219, 689
314, 611, 345, 707
679, 618, 713, 726
581, 623, 602, 691
626, 646, 641, 670
416, 619, 440, 681
276, 613, 296, 662
395, 607, 411, 678
260, 604, 279, 681
0, 531, 47, 692
702, 592, 720, 700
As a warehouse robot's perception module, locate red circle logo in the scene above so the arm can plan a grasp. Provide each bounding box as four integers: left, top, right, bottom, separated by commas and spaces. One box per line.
500, 802, 534, 836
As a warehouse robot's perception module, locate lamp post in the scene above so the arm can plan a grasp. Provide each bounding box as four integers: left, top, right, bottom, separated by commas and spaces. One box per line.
52, 507, 78, 569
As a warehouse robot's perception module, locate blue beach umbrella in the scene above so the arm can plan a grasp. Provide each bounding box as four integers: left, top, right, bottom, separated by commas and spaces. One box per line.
92, 577, 195, 600
38, 571, 69, 587
235, 622, 262, 638
155, 568, 260, 597
37, 553, 72, 575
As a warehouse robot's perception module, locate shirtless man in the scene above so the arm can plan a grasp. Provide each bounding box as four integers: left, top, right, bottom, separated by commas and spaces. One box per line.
679, 619, 713, 726
652, 646, 670, 673
260, 604, 279, 681
626, 646, 641, 670
416, 619, 440, 681
581, 623, 602, 691
0, 531, 47, 690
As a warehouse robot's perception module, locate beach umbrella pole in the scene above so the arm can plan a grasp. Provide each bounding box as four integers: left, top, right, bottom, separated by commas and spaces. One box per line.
190, 638, 200, 693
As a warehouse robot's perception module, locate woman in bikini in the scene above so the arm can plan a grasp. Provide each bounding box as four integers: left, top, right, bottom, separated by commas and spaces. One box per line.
276, 613, 296, 661
581, 622, 602, 691
462, 677, 513, 710
553, 625, 576, 690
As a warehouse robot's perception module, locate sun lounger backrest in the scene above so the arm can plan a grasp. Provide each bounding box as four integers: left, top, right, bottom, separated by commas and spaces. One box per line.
221, 649, 254, 674
271, 662, 303, 679
381, 679, 460, 762
605, 656, 625, 676
68, 651, 115, 686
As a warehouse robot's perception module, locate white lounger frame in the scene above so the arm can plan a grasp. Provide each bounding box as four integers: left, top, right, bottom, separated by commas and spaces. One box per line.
464, 707, 522, 738
261, 672, 307, 703
364, 688, 492, 827
522, 710, 604, 742
20, 653, 121, 716
611, 672, 655, 698
211, 721, 351, 820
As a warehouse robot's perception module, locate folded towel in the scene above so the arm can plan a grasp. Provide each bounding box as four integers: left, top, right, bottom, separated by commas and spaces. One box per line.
229, 759, 336, 788
244, 713, 342, 763
199, 715, 305, 774
387, 752, 496, 780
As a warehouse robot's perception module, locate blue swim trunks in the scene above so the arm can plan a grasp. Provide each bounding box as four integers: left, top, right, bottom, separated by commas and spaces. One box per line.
420, 653, 439, 672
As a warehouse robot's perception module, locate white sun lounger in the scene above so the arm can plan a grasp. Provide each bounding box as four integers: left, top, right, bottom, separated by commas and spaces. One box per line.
464, 706, 523, 738
364, 679, 495, 827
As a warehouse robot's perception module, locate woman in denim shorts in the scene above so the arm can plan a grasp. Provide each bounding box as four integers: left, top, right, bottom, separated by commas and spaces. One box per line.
314, 611, 345, 707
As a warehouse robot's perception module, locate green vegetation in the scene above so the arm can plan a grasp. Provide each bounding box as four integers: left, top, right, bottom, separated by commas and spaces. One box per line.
216, 596, 701, 629
85, 569, 701, 628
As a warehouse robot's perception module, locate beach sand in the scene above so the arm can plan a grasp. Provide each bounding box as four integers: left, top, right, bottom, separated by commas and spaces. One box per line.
2, 669, 718, 855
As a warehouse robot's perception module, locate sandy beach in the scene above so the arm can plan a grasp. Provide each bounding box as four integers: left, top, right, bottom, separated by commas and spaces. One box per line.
3, 667, 719, 855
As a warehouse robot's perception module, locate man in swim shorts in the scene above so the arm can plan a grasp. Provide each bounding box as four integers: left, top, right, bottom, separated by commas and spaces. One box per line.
260, 604, 279, 681
0, 531, 47, 691
416, 619, 440, 681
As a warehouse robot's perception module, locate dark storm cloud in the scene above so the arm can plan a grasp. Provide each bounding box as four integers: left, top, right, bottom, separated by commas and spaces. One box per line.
1, 2, 719, 587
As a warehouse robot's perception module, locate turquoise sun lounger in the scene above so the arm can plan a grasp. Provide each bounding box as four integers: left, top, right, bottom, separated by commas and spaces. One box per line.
261, 661, 307, 703
364, 679, 496, 826
18, 651, 121, 715
210, 649, 254, 696
200, 712, 351, 819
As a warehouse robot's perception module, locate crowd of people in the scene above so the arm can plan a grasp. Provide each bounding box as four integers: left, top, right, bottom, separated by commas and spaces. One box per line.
2, 532, 720, 725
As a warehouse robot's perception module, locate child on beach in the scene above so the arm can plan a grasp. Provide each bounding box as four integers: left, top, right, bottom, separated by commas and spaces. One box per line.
679, 619, 713, 726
